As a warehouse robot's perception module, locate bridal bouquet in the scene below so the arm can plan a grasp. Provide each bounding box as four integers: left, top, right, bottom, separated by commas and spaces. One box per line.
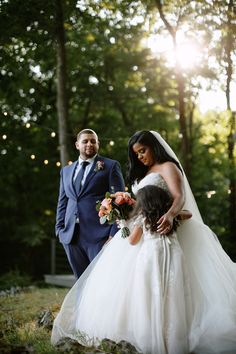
96, 191, 135, 238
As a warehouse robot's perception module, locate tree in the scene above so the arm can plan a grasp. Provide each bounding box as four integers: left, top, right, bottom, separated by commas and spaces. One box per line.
223, 0, 236, 240
0, 0, 235, 278
55, 0, 70, 166
152, 0, 191, 175
195, 0, 236, 244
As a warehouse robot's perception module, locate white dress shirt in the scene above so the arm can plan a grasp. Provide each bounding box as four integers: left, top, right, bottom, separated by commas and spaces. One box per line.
73, 155, 96, 187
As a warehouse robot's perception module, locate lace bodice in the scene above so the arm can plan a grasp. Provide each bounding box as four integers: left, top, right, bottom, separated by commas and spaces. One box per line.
132, 172, 170, 196
130, 213, 174, 242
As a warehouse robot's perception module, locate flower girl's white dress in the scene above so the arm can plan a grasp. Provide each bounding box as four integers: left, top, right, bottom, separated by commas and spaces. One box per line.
51, 173, 236, 354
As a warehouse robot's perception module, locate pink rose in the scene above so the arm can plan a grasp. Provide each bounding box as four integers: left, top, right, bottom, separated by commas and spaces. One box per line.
127, 198, 135, 205
114, 195, 126, 205
114, 192, 135, 206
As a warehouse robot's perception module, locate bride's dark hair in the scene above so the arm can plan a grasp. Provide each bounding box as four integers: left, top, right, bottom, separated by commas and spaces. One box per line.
131, 185, 177, 234
127, 130, 182, 185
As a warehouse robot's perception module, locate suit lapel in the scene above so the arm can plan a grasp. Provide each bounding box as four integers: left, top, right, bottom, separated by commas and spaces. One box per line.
69, 161, 78, 195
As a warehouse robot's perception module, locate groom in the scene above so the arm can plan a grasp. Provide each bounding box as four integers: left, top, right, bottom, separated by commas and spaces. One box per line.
55, 129, 125, 279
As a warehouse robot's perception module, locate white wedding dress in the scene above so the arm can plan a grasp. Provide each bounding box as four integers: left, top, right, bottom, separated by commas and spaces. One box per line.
51, 173, 236, 354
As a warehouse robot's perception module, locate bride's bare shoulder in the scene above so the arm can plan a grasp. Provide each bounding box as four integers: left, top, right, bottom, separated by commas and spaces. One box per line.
162, 161, 178, 169
152, 161, 178, 172
158, 162, 182, 178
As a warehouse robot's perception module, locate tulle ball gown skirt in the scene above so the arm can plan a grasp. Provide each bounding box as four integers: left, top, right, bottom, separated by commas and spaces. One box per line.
51, 222, 236, 354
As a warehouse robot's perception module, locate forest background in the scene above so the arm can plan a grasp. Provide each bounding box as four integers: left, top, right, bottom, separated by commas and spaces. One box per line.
0, 0, 235, 282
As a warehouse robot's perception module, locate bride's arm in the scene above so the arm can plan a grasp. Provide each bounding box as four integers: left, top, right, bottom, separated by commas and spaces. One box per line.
177, 209, 192, 220
157, 162, 185, 235
128, 225, 143, 245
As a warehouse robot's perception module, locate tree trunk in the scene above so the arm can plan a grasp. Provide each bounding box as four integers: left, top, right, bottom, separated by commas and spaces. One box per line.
154, 0, 190, 175
82, 98, 91, 128
175, 65, 190, 175
55, 0, 69, 167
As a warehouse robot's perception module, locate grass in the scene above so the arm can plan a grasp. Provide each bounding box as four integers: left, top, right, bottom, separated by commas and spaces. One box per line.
0, 286, 141, 353
0, 286, 68, 353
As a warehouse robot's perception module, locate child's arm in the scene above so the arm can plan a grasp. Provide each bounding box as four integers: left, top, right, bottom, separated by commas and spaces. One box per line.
128, 225, 143, 245
177, 209, 192, 220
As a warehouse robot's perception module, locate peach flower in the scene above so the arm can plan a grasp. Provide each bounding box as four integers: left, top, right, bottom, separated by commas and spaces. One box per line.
114, 195, 126, 205
98, 206, 108, 217
101, 198, 112, 213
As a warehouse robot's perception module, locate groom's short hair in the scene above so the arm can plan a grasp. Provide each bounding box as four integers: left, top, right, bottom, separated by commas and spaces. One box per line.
77, 129, 98, 142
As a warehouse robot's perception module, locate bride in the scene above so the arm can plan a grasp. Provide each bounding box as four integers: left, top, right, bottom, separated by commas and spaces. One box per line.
51, 130, 236, 354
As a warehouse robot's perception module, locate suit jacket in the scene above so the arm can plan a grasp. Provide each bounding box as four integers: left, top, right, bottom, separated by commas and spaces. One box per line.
55, 155, 125, 244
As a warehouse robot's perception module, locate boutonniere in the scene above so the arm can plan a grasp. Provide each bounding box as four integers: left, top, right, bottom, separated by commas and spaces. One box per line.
94, 160, 104, 172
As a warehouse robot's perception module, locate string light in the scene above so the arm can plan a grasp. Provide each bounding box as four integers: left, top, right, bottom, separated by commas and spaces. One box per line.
44, 209, 53, 216
206, 190, 216, 198
0, 115, 132, 170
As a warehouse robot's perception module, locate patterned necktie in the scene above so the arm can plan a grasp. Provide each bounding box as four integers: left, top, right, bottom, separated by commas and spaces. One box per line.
74, 161, 89, 195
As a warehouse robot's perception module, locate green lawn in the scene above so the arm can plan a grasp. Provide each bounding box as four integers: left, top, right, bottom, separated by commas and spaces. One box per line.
0, 286, 141, 354
0, 287, 68, 354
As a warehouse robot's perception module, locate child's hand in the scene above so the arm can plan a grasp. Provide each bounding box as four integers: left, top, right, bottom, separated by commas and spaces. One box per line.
177, 209, 192, 220
116, 219, 127, 228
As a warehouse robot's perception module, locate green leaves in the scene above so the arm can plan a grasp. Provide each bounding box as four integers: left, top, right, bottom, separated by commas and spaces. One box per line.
0, 0, 235, 280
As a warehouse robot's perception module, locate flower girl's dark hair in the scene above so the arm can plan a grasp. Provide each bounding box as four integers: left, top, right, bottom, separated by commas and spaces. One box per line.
131, 185, 178, 234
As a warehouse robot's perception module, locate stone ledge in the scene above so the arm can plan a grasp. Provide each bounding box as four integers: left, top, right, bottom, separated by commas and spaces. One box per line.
44, 274, 76, 288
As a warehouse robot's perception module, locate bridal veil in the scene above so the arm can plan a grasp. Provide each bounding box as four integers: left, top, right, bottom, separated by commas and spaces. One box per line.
150, 130, 236, 353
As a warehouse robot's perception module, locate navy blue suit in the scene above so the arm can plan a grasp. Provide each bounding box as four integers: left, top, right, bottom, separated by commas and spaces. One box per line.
55, 155, 125, 278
